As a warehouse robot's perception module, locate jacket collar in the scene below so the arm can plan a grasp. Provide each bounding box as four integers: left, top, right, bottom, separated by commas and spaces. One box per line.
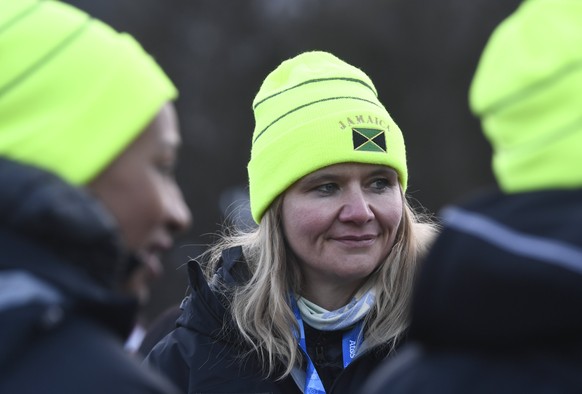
177, 246, 246, 342
0, 158, 126, 287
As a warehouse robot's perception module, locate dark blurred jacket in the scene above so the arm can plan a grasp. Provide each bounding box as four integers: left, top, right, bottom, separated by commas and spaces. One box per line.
0, 158, 181, 394
138, 304, 182, 358
363, 188, 582, 394
144, 247, 392, 394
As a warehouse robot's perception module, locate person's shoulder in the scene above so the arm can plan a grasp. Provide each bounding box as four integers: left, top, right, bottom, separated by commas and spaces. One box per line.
361, 341, 582, 394
56, 317, 181, 393
144, 320, 251, 392
1, 315, 180, 394
71, 318, 185, 393
143, 310, 233, 376
138, 304, 183, 357
361, 343, 468, 394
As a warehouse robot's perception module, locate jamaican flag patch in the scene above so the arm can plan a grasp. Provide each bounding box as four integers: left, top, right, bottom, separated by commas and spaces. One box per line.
352, 128, 386, 152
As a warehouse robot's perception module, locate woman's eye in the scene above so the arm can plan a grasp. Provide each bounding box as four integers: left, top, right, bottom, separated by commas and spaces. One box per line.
315, 183, 338, 194
156, 162, 176, 176
371, 178, 391, 191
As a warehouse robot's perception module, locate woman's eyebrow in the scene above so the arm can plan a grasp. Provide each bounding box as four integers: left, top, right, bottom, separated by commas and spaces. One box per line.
299, 172, 342, 185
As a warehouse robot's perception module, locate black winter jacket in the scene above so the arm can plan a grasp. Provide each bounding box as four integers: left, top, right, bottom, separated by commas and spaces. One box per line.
363, 189, 582, 394
0, 159, 180, 394
145, 247, 393, 394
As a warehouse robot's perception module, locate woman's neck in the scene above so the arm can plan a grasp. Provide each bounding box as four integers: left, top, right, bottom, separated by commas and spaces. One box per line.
300, 280, 362, 310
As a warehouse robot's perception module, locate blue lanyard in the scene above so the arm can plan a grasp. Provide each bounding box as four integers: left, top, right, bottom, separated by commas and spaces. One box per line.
291, 297, 364, 394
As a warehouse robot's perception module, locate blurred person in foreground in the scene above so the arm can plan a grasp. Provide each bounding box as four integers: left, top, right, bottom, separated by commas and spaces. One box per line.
0, 1, 191, 393
363, 0, 582, 392
144, 51, 438, 393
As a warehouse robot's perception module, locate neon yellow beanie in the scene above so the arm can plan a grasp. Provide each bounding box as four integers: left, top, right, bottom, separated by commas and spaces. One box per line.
0, 0, 177, 185
248, 51, 407, 223
470, 0, 582, 193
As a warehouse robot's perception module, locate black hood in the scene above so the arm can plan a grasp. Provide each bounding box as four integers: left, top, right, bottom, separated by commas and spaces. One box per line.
409, 189, 582, 352
0, 158, 127, 287
0, 229, 138, 369
0, 159, 138, 369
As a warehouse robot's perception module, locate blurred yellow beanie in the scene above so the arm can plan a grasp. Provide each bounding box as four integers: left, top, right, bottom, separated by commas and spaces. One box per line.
248, 51, 407, 223
470, 0, 582, 193
0, 0, 177, 184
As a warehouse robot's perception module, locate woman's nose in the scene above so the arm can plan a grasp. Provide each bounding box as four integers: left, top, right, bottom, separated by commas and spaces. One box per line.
166, 185, 192, 233
338, 189, 374, 224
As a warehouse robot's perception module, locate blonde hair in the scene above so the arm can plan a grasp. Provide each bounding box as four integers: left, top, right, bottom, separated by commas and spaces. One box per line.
203, 194, 438, 378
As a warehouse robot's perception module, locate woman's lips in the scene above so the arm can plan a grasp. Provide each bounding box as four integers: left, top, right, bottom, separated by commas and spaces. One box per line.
332, 234, 377, 247
138, 242, 171, 279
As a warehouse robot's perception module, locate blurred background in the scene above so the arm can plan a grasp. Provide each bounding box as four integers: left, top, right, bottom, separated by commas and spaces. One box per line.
64, 0, 521, 326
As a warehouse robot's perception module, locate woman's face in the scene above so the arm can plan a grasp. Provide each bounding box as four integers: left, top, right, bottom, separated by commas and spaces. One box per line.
282, 163, 402, 297
87, 102, 191, 301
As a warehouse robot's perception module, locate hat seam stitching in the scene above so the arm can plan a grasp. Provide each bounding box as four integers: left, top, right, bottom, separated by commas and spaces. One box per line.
252, 77, 377, 110
253, 96, 382, 143
497, 112, 582, 156
479, 59, 582, 116
0, 0, 44, 37
0, 15, 91, 101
